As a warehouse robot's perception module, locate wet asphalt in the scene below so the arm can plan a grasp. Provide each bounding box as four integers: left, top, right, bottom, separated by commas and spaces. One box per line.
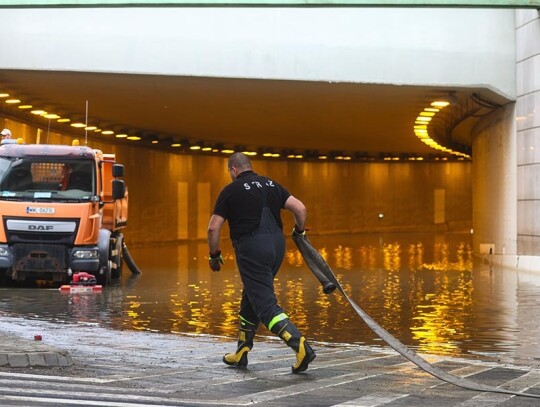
1, 315, 540, 406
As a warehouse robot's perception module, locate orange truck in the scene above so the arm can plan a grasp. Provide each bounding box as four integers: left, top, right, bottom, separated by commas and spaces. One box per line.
0, 140, 128, 286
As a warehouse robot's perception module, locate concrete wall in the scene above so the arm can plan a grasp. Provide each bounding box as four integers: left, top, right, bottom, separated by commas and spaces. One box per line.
516, 9, 540, 255
0, 7, 516, 99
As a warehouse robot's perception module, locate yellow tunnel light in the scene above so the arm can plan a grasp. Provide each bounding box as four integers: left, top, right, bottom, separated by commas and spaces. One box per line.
221, 149, 234, 154
127, 136, 141, 141
431, 101, 450, 108
0, 93, 9, 98
116, 134, 128, 138
416, 116, 432, 122
424, 107, 439, 112
57, 118, 70, 123
71, 123, 86, 128
202, 147, 212, 151
44, 114, 60, 119
101, 130, 114, 135
31, 110, 47, 115
85, 126, 97, 131
190, 145, 201, 150
18, 105, 33, 109
5, 99, 20, 104
318, 155, 328, 160
171, 143, 181, 147
151, 140, 159, 144
419, 111, 435, 117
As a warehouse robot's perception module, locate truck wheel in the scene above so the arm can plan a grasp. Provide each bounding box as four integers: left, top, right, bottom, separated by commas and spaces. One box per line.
97, 229, 112, 286
110, 233, 124, 280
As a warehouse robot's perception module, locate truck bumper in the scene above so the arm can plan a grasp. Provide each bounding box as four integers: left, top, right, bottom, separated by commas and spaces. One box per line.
70, 258, 99, 272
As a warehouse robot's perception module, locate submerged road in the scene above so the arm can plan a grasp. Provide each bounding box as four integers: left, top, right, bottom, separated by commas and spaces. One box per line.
1, 314, 540, 406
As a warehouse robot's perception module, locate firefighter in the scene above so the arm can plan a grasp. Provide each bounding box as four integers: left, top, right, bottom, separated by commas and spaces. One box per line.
207, 152, 315, 373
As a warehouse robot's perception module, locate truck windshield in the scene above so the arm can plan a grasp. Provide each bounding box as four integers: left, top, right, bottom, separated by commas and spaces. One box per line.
0, 158, 95, 201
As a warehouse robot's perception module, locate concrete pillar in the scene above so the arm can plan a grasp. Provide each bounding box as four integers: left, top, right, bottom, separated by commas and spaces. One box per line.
516, 9, 540, 255
472, 105, 517, 256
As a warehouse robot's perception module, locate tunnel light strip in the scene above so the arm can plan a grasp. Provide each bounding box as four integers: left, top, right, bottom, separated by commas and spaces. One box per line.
413, 101, 470, 159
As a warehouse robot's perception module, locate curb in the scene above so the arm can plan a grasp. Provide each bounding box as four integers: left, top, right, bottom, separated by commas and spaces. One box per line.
0, 350, 74, 368
0, 331, 74, 368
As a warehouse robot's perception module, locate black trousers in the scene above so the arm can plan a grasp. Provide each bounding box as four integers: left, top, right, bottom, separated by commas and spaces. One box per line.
233, 208, 286, 328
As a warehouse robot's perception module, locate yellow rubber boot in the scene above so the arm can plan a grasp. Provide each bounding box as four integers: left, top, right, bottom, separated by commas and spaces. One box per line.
223, 328, 255, 368
270, 318, 316, 373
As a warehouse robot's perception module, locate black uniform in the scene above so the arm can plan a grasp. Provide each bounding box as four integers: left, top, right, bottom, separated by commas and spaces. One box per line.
213, 170, 290, 328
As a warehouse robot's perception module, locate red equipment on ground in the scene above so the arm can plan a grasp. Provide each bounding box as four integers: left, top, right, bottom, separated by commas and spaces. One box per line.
59, 271, 102, 293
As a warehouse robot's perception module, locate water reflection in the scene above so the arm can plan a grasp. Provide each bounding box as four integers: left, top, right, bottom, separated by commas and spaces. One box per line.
1, 232, 540, 365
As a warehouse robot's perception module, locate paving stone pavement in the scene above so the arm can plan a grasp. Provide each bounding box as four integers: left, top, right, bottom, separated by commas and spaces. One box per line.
0, 315, 540, 406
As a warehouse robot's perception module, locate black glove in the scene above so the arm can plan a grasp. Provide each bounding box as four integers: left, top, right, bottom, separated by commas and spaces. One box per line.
209, 251, 224, 272
291, 225, 306, 238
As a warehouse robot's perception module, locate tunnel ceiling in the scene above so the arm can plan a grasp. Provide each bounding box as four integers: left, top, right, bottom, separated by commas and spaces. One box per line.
0, 69, 505, 160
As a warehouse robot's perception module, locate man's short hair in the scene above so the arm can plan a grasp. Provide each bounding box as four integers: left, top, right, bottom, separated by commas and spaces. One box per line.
228, 152, 252, 170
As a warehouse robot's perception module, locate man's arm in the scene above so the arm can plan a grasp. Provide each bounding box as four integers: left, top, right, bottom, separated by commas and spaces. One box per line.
284, 195, 307, 231
207, 214, 226, 255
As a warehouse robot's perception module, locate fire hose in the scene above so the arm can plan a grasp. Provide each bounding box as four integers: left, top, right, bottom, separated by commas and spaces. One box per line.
292, 233, 540, 399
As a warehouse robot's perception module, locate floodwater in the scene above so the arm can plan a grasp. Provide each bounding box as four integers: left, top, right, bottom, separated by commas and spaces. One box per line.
1, 232, 540, 366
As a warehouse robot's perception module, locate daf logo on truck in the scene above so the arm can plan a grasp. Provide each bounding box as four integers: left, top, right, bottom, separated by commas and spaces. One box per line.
28, 224, 54, 231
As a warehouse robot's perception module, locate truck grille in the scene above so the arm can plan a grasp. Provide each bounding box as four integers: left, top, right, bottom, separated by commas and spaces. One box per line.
13, 243, 67, 273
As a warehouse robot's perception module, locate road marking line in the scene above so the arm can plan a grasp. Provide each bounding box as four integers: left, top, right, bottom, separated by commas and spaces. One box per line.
329, 392, 408, 406
0, 395, 206, 407
0, 371, 110, 384
450, 365, 495, 377
0, 388, 247, 406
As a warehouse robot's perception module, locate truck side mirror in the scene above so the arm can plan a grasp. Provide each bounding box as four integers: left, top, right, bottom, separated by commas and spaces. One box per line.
112, 179, 125, 200
112, 164, 124, 178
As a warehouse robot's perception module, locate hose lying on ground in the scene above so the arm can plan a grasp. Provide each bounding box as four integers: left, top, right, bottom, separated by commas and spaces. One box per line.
294, 233, 540, 399
122, 241, 142, 275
